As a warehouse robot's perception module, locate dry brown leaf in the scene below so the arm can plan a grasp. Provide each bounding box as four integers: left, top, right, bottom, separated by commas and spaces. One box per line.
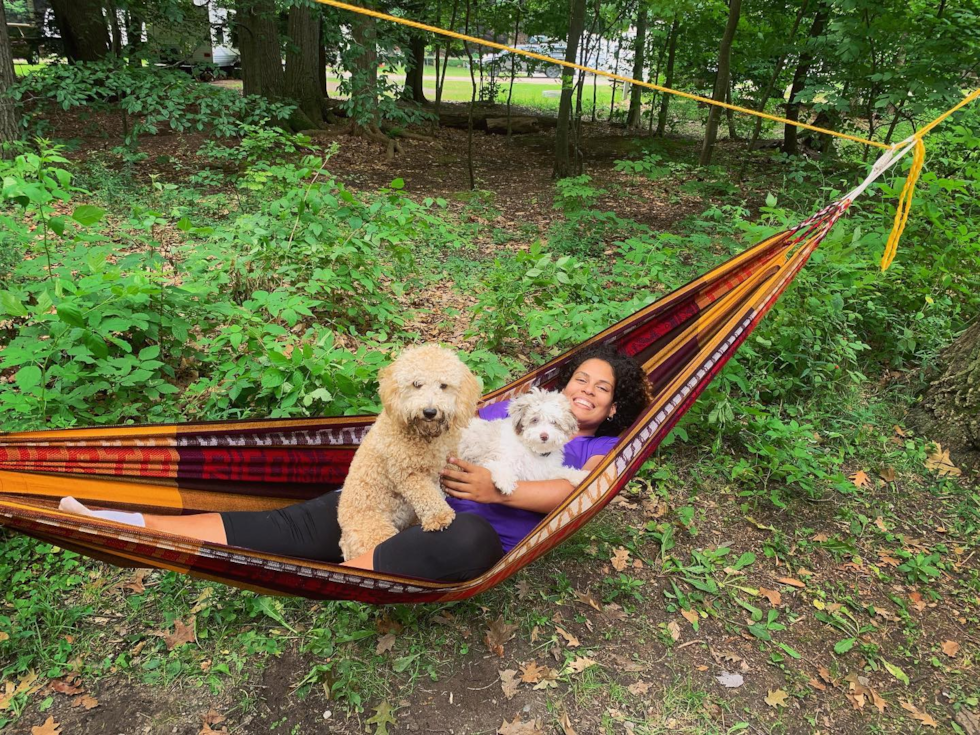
48, 678, 84, 696
375, 615, 404, 636
776, 576, 806, 588
812, 532, 829, 542
894, 425, 907, 437
30, 717, 61, 735
809, 677, 827, 692
818, 666, 833, 685
123, 569, 148, 595
529, 626, 541, 643
485, 616, 519, 657
558, 711, 578, 735
499, 669, 519, 700
0, 632, 7, 642
611, 547, 630, 572
375, 633, 397, 655
879, 553, 901, 567
520, 660, 546, 684
498, 716, 544, 735
1, 671, 42, 710
879, 466, 897, 483
573, 589, 602, 611
680, 608, 699, 625
531, 667, 559, 690
565, 657, 597, 674
73, 694, 99, 710
515, 580, 531, 601
628, 680, 651, 695
765, 689, 789, 708
189, 587, 214, 615
849, 470, 871, 488
941, 640, 961, 657
901, 701, 939, 728
163, 617, 196, 651
926, 443, 962, 477
759, 588, 782, 606
909, 591, 927, 612
556, 626, 580, 648
666, 621, 681, 641
874, 517, 889, 533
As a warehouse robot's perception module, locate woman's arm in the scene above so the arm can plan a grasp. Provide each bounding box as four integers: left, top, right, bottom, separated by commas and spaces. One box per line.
441, 455, 604, 514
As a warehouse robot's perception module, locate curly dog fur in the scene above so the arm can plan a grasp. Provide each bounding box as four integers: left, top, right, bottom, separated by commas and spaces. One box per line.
337, 344, 482, 561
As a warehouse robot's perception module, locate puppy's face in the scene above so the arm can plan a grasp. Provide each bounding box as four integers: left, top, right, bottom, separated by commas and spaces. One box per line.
507, 388, 580, 455
378, 345, 481, 439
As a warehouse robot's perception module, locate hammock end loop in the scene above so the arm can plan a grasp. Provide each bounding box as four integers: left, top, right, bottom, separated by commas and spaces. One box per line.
880, 137, 927, 271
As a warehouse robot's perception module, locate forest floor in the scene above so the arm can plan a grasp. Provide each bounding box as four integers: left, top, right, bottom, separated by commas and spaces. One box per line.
2, 106, 978, 735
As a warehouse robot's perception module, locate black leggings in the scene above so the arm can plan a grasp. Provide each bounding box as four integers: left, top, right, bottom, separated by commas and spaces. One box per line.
220, 492, 504, 582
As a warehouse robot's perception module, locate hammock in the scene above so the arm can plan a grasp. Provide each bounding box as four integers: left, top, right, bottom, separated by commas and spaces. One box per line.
0, 200, 846, 603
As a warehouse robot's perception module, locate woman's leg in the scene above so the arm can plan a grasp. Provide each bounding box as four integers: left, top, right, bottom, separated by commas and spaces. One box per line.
143, 513, 227, 544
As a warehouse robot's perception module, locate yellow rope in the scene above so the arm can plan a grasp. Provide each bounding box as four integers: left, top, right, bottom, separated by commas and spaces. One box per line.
312, 0, 980, 270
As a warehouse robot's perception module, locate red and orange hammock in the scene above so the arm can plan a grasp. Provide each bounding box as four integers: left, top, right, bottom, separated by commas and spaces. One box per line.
0, 200, 846, 603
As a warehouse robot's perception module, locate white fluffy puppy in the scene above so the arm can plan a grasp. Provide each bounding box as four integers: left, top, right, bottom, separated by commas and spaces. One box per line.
457, 388, 590, 495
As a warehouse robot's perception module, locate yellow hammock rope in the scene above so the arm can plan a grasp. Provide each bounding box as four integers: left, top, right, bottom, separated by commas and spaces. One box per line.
311, 0, 980, 269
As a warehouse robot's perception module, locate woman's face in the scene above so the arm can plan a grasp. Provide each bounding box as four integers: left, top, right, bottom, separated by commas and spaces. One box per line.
562, 358, 617, 434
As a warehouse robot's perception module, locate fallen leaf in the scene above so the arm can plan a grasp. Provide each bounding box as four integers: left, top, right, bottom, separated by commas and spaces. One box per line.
681, 608, 699, 625
123, 569, 148, 595
0, 632, 8, 642
716, 671, 744, 688
163, 617, 196, 651
849, 470, 871, 488
31, 717, 61, 735
628, 680, 651, 695
532, 666, 559, 690
954, 708, 980, 735
765, 689, 789, 708
901, 701, 939, 728
666, 621, 681, 641
365, 700, 398, 735
558, 711, 577, 735
874, 517, 889, 533
48, 678, 84, 696
941, 640, 960, 657
485, 616, 519, 657
758, 588, 782, 606
564, 657, 597, 674
894, 425, 907, 437
499, 670, 519, 700
199, 709, 227, 735
190, 587, 214, 614
812, 533, 829, 542
909, 592, 927, 612
515, 580, 531, 600
879, 466, 897, 483
818, 667, 833, 684
498, 716, 544, 735
809, 677, 826, 692
375, 614, 403, 636
520, 660, 546, 684
776, 577, 806, 588
556, 626, 580, 648
611, 547, 630, 572
925, 443, 962, 477
73, 694, 99, 710
573, 589, 602, 611
1, 670, 42, 710
375, 633, 396, 655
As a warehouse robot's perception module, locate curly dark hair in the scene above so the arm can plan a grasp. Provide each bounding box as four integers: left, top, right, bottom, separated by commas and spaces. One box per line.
555, 344, 652, 437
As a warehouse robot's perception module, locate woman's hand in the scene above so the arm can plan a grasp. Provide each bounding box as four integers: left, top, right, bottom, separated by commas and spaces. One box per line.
440, 457, 506, 505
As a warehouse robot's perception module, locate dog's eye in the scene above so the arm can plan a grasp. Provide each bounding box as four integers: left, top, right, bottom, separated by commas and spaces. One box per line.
413, 381, 423, 389
529, 417, 538, 424
440, 383, 448, 390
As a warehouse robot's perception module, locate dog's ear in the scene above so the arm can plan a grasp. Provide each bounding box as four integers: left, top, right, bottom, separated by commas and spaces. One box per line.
377, 363, 399, 414
453, 366, 482, 430
557, 393, 580, 436
507, 391, 534, 435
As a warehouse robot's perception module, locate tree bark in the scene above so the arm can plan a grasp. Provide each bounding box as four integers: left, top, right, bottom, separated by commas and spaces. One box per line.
238, 0, 285, 101
699, 0, 741, 166
403, 33, 427, 103
0, 1, 20, 155
626, 4, 647, 129
50, 0, 110, 63
553, 0, 587, 178
908, 321, 980, 472
286, 3, 324, 127
348, 6, 379, 127
656, 15, 679, 136
463, 0, 477, 189
783, 3, 828, 155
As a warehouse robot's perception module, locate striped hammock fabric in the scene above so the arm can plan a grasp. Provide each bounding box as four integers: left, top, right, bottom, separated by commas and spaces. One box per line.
0, 200, 847, 603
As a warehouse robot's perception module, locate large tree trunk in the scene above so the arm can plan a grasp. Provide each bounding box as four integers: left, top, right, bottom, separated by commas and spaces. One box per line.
625, 4, 647, 129
783, 4, 828, 155
553, 0, 587, 179
656, 15, 679, 136
238, 0, 285, 101
403, 33, 427, 103
285, 3, 324, 127
699, 0, 741, 166
908, 321, 980, 473
0, 1, 20, 155
50, 0, 110, 63
348, 9, 379, 127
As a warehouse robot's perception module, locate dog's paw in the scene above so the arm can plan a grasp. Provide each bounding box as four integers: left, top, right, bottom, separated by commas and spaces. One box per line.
493, 476, 518, 495
421, 507, 456, 532
564, 468, 590, 486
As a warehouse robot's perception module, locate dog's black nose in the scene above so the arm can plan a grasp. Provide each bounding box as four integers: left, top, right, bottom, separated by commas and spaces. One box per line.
423, 408, 438, 420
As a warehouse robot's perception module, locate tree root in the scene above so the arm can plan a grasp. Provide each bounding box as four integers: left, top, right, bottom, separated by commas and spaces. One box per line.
349, 122, 403, 160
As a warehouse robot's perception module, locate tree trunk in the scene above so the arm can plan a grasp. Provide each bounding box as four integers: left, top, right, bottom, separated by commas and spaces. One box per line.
553, 0, 587, 178
725, 81, 737, 138
908, 321, 980, 473
108, 3, 122, 57
403, 33, 427, 103
286, 3, 324, 127
238, 0, 285, 101
463, 0, 477, 189
0, 1, 20, 155
626, 4, 647, 129
656, 15, 679, 136
699, 0, 741, 166
783, 4, 828, 155
50, 0, 110, 63
125, 9, 144, 65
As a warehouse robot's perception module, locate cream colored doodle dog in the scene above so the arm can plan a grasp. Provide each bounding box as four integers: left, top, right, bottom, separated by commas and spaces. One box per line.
338, 344, 482, 560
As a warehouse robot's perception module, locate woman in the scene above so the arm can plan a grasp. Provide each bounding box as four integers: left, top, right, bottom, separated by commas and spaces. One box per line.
60, 345, 650, 582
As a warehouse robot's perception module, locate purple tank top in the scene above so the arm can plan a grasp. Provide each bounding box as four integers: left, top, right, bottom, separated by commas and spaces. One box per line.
446, 400, 619, 552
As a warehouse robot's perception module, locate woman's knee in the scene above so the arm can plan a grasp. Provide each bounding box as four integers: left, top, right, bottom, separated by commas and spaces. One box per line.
443, 513, 504, 571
